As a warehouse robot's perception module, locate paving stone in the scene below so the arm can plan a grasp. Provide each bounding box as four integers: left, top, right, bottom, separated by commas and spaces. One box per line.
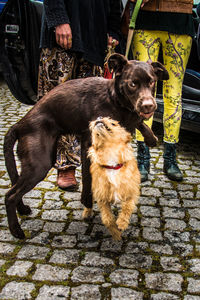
164, 218, 187, 231
139, 197, 157, 205
0, 242, 16, 254
189, 218, 200, 230
163, 207, 185, 219
125, 241, 148, 254
143, 227, 163, 241
141, 187, 161, 197
187, 278, 200, 293
0, 281, 35, 300
188, 208, 200, 220
0, 259, 5, 266
184, 296, 200, 300
71, 284, 101, 300
110, 269, 139, 287
77, 235, 99, 249
66, 200, 83, 209
159, 198, 181, 207
32, 264, 70, 281
145, 272, 183, 292
43, 191, 61, 200
29, 232, 51, 244
21, 219, 44, 231
49, 249, 80, 265
164, 230, 190, 243
183, 200, 200, 207
187, 258, 200, 273
140, 206, 160, 217
43, 221, 65, 232
71, 266, 105, 283
100, 238, 123, 252
52, 235, 77, 248
119, 254, 152, 269
0, 229, 18, 242
151, 292, 179, 299
6, 261, 33, 277
172, 243, 193, 257
141, 217, 161, 228
111, 287, 143, 300
17, 245, 50, 260
41, 209, 69, 221
160, 256, 183, 271
24, 189, 42, 199
36, 285, 70, 300
42, 200, 63, 209
66, 221, 88, 234
81, 252, 114, 267
150, 243, 173, 255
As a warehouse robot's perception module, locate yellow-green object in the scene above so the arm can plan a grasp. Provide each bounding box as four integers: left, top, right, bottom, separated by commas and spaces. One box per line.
125, 0, 142, 58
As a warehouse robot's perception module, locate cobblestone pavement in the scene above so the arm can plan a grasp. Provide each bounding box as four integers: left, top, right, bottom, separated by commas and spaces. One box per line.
0, 79, 200, 300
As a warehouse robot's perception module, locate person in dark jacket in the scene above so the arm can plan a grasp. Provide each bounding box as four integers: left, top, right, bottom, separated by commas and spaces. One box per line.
38, 0, 121, 190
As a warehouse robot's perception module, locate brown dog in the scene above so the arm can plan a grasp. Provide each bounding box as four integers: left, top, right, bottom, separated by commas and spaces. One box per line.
84, 117, 140, 240
4, 53, 169, 239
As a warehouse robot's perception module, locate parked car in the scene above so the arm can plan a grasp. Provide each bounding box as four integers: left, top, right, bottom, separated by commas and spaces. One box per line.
0, 0, 200, 133
0, 0, 7, 14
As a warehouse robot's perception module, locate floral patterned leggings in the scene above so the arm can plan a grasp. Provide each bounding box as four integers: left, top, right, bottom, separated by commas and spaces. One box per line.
132, 30, 192, 143
38, 48, 102, 170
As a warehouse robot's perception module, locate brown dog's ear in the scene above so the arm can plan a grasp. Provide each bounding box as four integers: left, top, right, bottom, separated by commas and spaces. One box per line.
108, 53, 128, 76
151, 61, 169, 81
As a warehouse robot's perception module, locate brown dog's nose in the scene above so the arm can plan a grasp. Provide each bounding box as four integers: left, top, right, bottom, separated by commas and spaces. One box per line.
141, 99, 156, 114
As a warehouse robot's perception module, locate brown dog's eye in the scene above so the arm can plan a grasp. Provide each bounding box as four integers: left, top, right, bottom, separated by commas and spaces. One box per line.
150, 80, 155, 87
111, 123, 116, 126
131, 82, 136, 87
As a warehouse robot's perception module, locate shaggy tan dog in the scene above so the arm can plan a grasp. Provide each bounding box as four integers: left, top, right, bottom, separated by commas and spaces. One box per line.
83, 117, 140, 240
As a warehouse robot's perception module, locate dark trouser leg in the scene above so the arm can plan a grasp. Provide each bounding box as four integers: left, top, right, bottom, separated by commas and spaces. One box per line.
137, 141, 150, 182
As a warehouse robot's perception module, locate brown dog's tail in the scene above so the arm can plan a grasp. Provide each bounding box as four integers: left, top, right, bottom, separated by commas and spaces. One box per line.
4, 124, 19, 186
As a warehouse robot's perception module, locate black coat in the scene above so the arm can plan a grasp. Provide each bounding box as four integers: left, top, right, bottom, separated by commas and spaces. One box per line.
40, 0, 122, 67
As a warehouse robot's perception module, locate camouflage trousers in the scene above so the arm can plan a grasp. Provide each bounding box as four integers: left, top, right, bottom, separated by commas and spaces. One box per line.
38, 47, 102, 169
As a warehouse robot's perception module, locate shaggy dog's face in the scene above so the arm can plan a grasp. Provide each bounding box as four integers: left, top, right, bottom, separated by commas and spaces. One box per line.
89, 117, 131, 149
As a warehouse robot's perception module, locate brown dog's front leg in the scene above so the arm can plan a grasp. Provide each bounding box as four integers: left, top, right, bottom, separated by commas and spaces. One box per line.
81, 134, 93, 209
137, 122, 158, 147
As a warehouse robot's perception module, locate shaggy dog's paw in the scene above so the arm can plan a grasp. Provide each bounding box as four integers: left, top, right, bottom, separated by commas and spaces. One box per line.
82, 208, 93, 219
116, 218, 129, 231
111, 229, 122, 241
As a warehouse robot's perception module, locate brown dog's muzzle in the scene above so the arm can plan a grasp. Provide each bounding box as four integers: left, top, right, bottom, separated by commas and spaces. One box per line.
136, 95, 157, 120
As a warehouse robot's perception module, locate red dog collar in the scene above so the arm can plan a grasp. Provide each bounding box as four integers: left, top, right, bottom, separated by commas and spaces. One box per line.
101, 164, 123, 170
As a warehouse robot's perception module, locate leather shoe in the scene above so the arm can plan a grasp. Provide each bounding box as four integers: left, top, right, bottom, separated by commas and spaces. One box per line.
57, 168, 77, 190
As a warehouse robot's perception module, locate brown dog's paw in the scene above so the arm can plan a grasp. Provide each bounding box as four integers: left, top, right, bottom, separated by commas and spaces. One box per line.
82, 208, 93, 219
144, 135, 158, 147
17, 204, 32, 216
10, 224, 25, 239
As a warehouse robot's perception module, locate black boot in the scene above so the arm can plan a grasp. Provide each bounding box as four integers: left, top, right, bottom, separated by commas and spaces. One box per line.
137, 141, 150, 182
163, 142, 183, 181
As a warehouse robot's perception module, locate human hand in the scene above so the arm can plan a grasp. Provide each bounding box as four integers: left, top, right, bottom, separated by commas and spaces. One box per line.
55, 23, 72, 49
107, 36, 119, 48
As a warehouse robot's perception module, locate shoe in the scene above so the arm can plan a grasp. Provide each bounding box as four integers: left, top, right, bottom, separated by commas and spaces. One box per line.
57, 168, 77, 190
163, 142, 183, 181
137, 141, 150, 182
